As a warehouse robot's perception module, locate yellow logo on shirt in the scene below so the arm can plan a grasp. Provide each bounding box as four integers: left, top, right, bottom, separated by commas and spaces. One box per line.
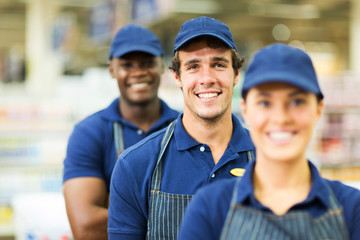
230, 168, 245, 177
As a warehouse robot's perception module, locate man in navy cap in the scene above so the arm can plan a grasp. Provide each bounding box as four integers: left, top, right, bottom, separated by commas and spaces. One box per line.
63, 24, 179, 240
108, 16, 255, 240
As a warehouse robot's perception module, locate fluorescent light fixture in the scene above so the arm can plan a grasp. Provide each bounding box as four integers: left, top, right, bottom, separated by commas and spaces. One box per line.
249, 2, 320, 19
174, 0, 220, 14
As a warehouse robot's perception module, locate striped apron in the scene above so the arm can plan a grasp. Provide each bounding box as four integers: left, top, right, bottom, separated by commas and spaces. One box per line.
113, 122, 125, 157
220, 178, 350, 240
147, 120, 255, 240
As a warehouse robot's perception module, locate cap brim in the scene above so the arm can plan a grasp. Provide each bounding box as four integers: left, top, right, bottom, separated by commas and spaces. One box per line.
242, 73, 324, 99
110, 45, 163, 59
174, 33, 236, 54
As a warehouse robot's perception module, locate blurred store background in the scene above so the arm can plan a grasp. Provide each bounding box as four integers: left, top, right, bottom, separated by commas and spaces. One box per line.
0, 0, 360, 239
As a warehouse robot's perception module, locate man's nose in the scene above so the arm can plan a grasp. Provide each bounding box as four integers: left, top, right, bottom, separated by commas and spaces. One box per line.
199, 66, 215, 86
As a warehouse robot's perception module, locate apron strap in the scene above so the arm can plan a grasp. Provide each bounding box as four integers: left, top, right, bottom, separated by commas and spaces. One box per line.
326, 182, 343, 210
247, 150, 255, 162
113, 121, 125, 156
150, 119, 177, 192
230, 177, 241, 206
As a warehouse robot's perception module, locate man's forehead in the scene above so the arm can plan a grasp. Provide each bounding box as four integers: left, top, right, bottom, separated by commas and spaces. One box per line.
179, 47, 232, 63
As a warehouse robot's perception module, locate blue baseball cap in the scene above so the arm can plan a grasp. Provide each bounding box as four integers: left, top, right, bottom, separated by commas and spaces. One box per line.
241, 43, 324, 100
173, 16, 237, 54
109, 24, 163, 59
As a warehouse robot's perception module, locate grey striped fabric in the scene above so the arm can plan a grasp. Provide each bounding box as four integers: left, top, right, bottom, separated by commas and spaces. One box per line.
220, 179, 349, 240
113, 121, 124, 156
147, 120, 255, 240
146, 120, 192, 240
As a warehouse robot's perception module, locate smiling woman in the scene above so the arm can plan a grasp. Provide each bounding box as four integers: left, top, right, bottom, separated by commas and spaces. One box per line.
241, 82, 323, 168
177, 43, 360, 240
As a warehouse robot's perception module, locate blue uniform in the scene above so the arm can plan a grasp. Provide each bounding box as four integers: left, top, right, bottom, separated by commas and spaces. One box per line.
178, 161, 360, 240
63, 98, 179, 189
108, 114, 255, 239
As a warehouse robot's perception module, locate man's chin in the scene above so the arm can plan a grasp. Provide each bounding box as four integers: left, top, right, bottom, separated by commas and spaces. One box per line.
197, 111, 225, 123
124, 97, 157, 107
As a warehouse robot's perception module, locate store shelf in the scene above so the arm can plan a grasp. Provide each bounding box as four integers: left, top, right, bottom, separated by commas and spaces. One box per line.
310, 74, 360, 174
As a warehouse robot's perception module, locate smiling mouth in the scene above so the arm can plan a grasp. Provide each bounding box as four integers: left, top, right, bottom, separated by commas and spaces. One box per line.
268, 131, 294, 141
130, 82, 150, 89
197, 92, 219, 99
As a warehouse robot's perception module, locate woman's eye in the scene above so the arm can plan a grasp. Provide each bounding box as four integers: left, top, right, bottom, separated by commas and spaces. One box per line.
291, 98, 306, 106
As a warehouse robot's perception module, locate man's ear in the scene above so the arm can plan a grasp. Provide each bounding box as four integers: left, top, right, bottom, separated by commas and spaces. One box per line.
172, 70, 182, 89
240, 98, 247, 121
109, 60, 116, 78
233, 70, 240, 86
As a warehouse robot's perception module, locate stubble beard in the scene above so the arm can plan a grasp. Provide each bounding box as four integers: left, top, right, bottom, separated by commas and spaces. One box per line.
194, 102, 231, 126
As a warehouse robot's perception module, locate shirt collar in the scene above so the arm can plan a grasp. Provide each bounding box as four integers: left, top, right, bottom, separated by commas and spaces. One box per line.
174, 114, 254, 152
301, 161, 330, 208
174, 114, 199, 150
236, 160, 331, 209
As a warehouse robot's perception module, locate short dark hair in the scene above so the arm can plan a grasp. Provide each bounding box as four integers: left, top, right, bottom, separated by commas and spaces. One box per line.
169, 36, 244, 77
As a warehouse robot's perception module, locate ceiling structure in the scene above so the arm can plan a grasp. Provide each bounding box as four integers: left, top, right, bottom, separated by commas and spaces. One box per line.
147, 0, 351, 71
0, 0, 352, 73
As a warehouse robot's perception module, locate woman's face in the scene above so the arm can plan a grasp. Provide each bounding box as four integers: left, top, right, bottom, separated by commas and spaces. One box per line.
241, 82, 323, 164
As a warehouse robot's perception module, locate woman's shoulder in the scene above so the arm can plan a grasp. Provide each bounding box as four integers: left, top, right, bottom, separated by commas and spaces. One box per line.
326, 179, 360, 213
326, 180, 360, 200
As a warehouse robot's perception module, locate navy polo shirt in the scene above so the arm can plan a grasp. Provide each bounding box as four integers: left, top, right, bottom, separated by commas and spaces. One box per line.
108, 114, 255, 239
178, 161, 360, 240
63, 97, 179, 190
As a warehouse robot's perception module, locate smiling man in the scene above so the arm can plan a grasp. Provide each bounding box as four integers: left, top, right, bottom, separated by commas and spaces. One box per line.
108, 16, 255, 240
63, 24, 179, 240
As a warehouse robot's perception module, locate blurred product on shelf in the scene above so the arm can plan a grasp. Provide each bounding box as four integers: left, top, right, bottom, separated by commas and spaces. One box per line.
12, 193, 73, 240
311, 74, 360, 167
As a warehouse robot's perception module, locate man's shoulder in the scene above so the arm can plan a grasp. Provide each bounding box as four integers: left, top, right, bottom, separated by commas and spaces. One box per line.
120, 127, 168, 161
73, 110, 108, 134
77, 105, 109, 123
114, 127, 169, 184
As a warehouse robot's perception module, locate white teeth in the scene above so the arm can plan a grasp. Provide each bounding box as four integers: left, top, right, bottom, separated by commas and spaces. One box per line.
131, 83, 148, 89
198, 93, 218, 99
269, 132, 292, 140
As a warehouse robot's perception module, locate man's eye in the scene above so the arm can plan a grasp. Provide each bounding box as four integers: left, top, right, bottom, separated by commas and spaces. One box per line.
214, 63, 225, 68
187, 64, 198, 70
120, 63, 132, 69
258, 100, 270, 107
142, 61, 156, 68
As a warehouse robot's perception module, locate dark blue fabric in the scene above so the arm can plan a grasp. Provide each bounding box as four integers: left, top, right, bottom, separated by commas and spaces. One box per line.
108, 114, 255, 239
173, 16, 237, 54
178, 161, 360, 240
62, 98, 179, 190
241, 43, 323, 100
